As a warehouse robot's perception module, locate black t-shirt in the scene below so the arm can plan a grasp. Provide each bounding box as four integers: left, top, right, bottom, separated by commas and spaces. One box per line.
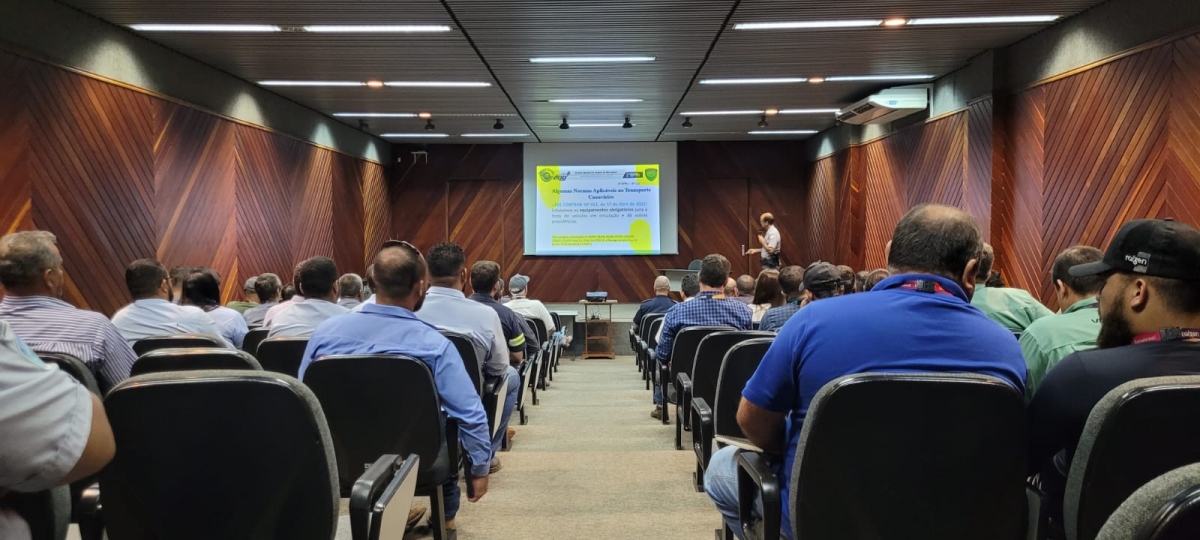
1027, 340, 1200, 514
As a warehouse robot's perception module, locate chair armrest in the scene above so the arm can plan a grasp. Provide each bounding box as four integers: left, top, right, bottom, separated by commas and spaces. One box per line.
1026, 482, 1048, 540
350, 454, 420, 540
648, 350, 657, 364
78, 481, 103, 540
691, 397, 713, 427
737, 451, 782, 540
677, 373, 692, 393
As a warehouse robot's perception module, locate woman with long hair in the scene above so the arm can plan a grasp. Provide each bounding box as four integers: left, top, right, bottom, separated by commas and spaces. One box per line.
750, 269, 784, 323
181, 268, 249, 348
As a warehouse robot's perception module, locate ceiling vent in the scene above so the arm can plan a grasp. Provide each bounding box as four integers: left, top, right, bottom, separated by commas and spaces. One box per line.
836, 88, 928, 125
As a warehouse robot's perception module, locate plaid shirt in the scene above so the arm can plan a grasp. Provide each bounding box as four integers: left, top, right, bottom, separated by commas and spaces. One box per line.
655, 290, 752, 364
759, 301, 803, 332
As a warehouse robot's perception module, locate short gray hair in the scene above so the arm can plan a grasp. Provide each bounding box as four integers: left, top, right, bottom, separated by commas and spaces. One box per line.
338, 273, 363, 297
653, 276, 670, 291
0, 231, 62, 290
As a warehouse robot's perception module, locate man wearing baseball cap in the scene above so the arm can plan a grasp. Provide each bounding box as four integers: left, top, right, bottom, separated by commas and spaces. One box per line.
225, 276, 260, 314
1028, 219, 1200, 535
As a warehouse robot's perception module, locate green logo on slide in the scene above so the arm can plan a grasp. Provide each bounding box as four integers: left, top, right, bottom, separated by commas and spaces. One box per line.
646, 168, 658, 181
539, 170, 553, 182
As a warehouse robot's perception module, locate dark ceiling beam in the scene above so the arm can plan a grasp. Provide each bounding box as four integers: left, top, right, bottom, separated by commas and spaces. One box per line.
439, 0, 542, 142
655, 0, 742, 142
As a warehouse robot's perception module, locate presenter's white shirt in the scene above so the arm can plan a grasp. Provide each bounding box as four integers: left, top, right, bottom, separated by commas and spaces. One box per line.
763, 225, 781, 258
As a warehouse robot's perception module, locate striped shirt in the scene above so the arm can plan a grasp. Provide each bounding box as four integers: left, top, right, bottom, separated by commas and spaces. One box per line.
0, 295, 136, 393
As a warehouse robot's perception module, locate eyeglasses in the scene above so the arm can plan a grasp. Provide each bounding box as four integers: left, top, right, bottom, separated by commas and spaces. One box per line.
379, 239, 421, 256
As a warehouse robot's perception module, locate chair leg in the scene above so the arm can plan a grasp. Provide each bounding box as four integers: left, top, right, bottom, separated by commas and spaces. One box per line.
675, 407, 684, 450
519, 403, 527, 425
429, 484, 447, 540
694, 462, 705, 492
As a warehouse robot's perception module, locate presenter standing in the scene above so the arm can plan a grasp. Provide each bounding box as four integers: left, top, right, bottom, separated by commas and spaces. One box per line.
747, 213, 781, 269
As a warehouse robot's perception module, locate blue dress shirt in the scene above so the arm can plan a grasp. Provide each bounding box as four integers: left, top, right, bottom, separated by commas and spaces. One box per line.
299, 303, 492, 477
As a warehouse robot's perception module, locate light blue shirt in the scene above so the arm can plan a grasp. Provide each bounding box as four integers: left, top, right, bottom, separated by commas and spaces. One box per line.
242, 301, 277, 327
111, 298, 232, 347
299, 303, 492, 477
417, 287, 508, 377
203, 305, 250, 348
351, 295, 376, 313
267, 298, 349, 338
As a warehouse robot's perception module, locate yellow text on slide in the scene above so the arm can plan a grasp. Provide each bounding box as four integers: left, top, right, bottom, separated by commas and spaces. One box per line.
536, 166, 562, 209
549, 218, 654, 254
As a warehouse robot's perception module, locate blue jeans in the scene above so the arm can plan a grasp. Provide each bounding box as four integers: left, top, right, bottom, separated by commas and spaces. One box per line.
491, 365, 521, 453
705, 446, 791, 539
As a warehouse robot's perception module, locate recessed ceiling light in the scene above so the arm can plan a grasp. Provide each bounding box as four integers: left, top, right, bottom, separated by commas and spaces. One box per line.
549, 123, 628, 128
908, 15, 1059, 25
548, 98, 644, 103
258, 80, 365, 87
529, 56, 656, 63
130, 24, 282, 32
678, 110, 764, 116
764, 108, 779, 116
699, 77, 807, 85
418, 112, 432, 119
735, 20, 883, 30
332, 113, 418, 118
824, 75, 935, 82
778, 109, 841, 114
380, 133, 449, 138
366, 80, 385, 89
808, 77, 826, 84
883, 18, 909, 27
302, 24, 452, 33
748, 130, 818, 135
462, 133, 530, 137
384, 81, 491, 88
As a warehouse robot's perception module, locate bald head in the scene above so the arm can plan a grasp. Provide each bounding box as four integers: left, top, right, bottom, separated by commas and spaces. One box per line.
724, 277, 737, 297
653, 276, 670, 294
373, 245, 426, 308
736, 275, 756, 296
976, 243, 995, 279
887, 204, 982, 285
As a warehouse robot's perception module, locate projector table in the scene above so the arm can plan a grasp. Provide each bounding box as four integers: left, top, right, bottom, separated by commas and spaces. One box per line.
578, 300, 617, 359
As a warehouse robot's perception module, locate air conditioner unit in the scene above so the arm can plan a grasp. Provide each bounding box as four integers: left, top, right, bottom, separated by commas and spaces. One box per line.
836, 88, 929, 125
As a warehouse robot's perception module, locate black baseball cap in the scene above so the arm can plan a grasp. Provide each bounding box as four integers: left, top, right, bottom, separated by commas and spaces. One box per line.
1069, 219, 1200, 281
804, 262, 842, 292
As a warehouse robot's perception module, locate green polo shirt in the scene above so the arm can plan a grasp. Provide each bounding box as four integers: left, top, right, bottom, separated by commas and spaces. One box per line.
970, 285, 1054, 334
225, 300, 258, 314
1019, 296, 1101, 396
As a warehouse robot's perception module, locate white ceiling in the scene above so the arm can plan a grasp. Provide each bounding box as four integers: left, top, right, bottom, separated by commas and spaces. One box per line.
61, 0, 1106, 143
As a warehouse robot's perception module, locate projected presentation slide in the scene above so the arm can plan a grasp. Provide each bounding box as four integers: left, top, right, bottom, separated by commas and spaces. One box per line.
535, 164, 661, 255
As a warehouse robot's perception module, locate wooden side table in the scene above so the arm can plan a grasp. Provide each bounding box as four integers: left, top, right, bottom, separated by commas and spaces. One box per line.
578, 300, 617, 359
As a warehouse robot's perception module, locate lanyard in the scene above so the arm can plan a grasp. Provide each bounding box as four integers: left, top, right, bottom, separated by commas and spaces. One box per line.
699, 293, 726, 300
898, 280, 955, 296
1133, 328, 1200, 345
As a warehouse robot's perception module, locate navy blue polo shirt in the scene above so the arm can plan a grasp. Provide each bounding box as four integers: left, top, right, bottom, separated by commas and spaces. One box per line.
742, 273, 1027, 526
633, 295, 676, 327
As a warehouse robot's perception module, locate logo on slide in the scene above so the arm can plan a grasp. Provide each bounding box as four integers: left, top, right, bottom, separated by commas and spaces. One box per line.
539, 170, 554, 182
645, 168, 658, 181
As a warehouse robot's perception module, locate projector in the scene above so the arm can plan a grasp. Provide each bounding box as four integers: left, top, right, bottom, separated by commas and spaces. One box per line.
585, 292, 608, 302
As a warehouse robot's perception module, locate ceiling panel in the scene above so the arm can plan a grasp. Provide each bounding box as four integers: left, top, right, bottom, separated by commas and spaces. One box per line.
60, 0, 1106, 143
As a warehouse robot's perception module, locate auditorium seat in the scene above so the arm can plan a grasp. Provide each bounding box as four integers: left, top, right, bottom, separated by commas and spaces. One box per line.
83, 370, 416, 540
303, 355, 462, 540
662, 326, 735, 427
524, 316, 551, 392
1055, 376, 1200, 540
440, 329, 510, 440
707, 338, 773, 455
1098, 463, 1200, 540
7, 487, 70, 540
131, 333, 226, 356
255, 336, 309, 378
242, 327, 269, 355
644, 317, 665, 391
38, 352, 100, 395
129, 347, 262, 376
684, 331, 774, 490
636, 312, 667, 374
734, 373, 1026, 540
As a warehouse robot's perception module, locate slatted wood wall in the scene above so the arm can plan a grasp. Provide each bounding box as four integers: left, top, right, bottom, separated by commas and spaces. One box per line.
391, 141, 804, 302
0, 49, 390, 315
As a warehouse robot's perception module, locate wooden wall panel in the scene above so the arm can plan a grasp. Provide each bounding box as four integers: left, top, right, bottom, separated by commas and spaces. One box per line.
448, 179, 504, 293
965, 99, 994, 240
291, 148, 336, 266
800, 151, 863, 268
1166, 35, 1200, 229
234, 125, 298, 285
0, 53, 31, 237
331, 153, 366, 275
997, 88, 1047, 297
362, 160, 391, 263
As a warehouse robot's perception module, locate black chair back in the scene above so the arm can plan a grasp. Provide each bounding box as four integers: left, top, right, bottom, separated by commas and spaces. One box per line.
525, 316, 548, 345
242, 328, 269, 355
1066, 376, 1200, 540
100, 370, 339, 539
302, 355, 446, 496
550, 312, 562, 335
789, 373, 1026, 540
38, 352, 101, 395
647, 318, 665, 351
666, 326, 733, 403
713, 338, 774, 439
255, 336, 309, 378
132, 333, 226, 356
692, 331, 775, 409
640, 313, 666, 344
5, 487, 70, 540
439, 330, 483, 395
1098, 463, 1200, 540
130, 348, 262, 377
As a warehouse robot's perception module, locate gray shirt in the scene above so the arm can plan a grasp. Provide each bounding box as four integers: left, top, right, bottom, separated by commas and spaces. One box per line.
0, 321, 92, 540
111, 298, 231, 347
242, 301, 277, 327
267, 298, 349, 338
337, 297, 362, 310
418, 286, 508, 377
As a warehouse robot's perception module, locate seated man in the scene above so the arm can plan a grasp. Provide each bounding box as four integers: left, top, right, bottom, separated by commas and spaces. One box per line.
836, 265, 856, 296
1020, 246, 1104, 394
1028, 219, 1200, 534
634, 276, 677, 328
971, 243, 1054, 333
417, 244, 513, 471
0, 231, 136, 392
758, 265, 804, 333
0, 320, 116, 540
655, 274, 703, 343
504, 274, 558, 338
268, 257, 348, 338
242, 273, 282, 327
732, 274, 756, 305
225, 277, 259, 313
337, 273, 364, 310
168, 265, 191, 305
468, 260, 532, 442
653, 254, 753, 419
179, 269, 248, 348
724, 277, 738, 299
705, 205, 1027, 538
863, 268, 890, 291
299, 241, 490, 534
263, 273, 303, 328
111, 258, 231, 346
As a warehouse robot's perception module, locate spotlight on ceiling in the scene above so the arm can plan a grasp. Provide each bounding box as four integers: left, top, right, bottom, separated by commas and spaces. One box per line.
424, 119, 436, 131
757, 115, 769, 128
493, 118, 504, 130
622, 117, 633, 129
559, 117, 570, 130
682, 117, 693, 128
